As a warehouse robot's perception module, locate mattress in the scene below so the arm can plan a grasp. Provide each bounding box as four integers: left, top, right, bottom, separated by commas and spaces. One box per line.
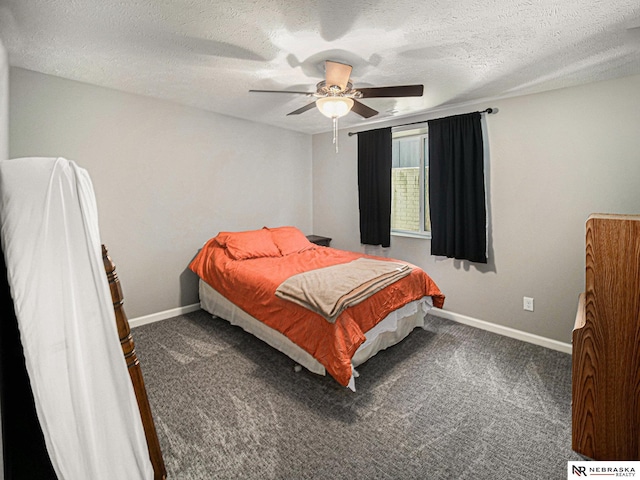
199, 279, 433, 390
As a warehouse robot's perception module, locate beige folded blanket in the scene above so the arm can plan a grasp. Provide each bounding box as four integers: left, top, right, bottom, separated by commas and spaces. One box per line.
275, 258, 412, 323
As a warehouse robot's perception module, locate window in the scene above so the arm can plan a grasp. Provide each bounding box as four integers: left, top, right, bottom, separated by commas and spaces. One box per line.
391, 127, 430, 237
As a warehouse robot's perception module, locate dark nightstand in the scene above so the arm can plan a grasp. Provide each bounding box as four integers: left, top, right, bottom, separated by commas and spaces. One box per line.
306, 235, 332, 247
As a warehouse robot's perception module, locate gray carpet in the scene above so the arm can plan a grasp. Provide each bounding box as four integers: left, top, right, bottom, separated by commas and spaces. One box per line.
132, 310, 581, 479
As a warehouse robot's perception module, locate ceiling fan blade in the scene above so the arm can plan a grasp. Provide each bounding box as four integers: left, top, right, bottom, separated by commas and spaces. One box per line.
249, 89, 314, 95
351, 99, 378, 119
358, 85, 424, 98
325, 60, 352, 91
287, 102, 317, 116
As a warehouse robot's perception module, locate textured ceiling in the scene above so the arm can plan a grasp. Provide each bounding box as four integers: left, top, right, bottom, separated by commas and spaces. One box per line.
1, 0, 639, 134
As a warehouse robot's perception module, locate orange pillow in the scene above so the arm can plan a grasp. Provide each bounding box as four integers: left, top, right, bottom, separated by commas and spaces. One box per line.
217, 229, 281, 260
213, 231, 233, 247
267, 226, 315, 256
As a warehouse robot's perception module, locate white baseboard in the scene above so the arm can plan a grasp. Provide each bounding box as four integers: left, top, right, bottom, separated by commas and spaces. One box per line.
430, 307, 572, 354
129, 303, 201, 328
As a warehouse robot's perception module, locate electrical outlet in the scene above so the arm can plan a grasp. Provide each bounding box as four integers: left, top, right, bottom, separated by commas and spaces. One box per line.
523, 297, 534, 312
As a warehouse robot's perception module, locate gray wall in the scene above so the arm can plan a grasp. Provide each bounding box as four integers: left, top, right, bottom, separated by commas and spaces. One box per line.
312, 73, 640, 344
9, 67, 313, 318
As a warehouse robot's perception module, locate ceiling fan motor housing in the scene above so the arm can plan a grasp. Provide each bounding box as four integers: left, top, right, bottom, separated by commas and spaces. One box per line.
315, 81, 362, 98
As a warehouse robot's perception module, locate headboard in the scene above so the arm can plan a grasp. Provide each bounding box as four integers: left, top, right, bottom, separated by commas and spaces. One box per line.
0, 156, 166, 478
0, 245, 167, 479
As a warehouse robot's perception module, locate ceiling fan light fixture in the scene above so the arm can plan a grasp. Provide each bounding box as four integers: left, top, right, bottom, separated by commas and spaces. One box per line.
315, 96, 355, 153
316, 96, 354, 118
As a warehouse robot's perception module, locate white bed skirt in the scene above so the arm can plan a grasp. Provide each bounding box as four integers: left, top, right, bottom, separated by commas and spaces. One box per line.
198, 279, 433, 390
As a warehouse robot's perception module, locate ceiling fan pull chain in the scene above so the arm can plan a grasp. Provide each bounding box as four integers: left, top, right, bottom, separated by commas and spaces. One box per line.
333, 117, 339, 153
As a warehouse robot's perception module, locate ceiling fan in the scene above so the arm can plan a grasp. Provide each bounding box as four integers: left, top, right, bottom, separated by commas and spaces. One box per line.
250, 60, 423, 152
250, 60, 424, 120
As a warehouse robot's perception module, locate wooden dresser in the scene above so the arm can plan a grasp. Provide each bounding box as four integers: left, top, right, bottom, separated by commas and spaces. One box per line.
572, 214, 640, 460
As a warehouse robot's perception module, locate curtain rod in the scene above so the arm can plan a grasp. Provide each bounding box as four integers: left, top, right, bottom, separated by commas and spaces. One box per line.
347, 108, 496, 137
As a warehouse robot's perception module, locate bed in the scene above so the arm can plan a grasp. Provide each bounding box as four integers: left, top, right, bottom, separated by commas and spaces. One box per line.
189, 226, 444, 389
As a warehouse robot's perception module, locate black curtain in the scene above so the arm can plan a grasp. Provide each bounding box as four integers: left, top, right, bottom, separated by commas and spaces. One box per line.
357, 127, 392, 247
428, 112, 487, 263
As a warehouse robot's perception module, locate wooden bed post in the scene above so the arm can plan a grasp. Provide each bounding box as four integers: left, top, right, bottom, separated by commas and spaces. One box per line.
102, 245, 168, 480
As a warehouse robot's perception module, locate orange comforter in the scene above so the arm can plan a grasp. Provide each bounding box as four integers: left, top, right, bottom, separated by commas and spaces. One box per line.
189, 240, 444, 386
